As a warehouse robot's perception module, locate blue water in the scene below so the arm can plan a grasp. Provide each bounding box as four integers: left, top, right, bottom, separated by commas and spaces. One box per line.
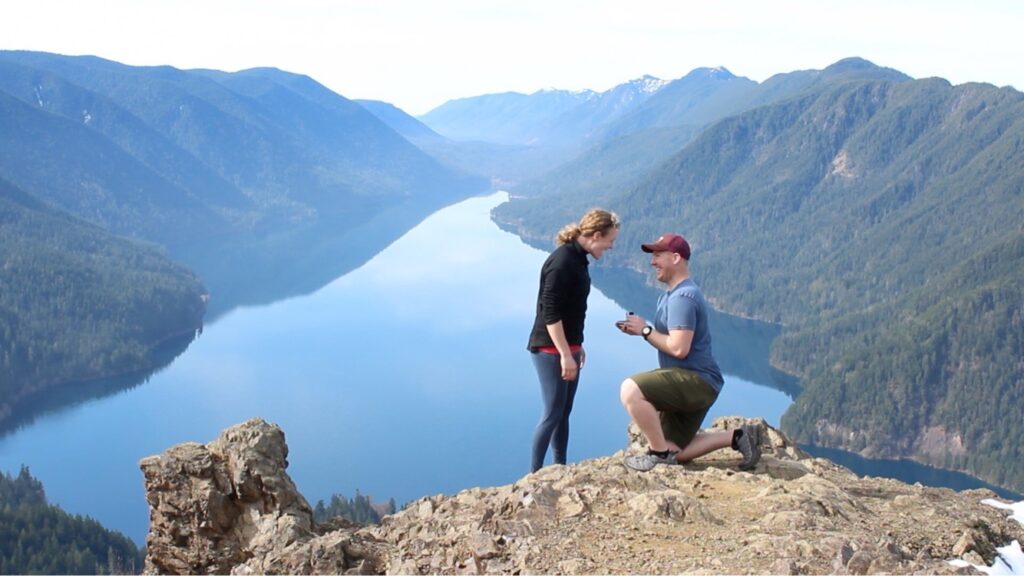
0, 191, 1011, 547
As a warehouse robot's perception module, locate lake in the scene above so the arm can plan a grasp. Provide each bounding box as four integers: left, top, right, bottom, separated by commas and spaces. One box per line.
0, 191, 1015, 546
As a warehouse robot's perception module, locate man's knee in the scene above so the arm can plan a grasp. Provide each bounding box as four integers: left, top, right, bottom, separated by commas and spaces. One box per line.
619, 378, 644, 406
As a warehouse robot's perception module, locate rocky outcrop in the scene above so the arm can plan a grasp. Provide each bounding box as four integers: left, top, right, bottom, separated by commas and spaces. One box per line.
140, 418, 1023, 574
139, 420, 384, 574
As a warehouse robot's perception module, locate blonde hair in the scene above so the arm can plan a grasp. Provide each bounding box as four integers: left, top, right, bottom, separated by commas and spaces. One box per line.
555, 208, 621, 246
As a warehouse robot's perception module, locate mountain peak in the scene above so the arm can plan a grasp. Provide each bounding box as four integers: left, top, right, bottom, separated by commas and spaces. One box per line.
824, 56, 879, 72
821, 57, 912, 82
681, 66, 737, 81
626, 74, 668, 94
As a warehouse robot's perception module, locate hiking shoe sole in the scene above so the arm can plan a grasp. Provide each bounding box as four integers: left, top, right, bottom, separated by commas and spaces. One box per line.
737, 424, 762, 471
624, 450, 678, 472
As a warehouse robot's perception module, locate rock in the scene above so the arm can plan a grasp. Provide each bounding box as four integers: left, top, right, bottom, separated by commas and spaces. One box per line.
140, 418, 384, 574
142, 418, 1023, 575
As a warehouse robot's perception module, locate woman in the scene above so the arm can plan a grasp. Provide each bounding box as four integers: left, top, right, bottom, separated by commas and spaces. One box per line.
527, 208, 620, 472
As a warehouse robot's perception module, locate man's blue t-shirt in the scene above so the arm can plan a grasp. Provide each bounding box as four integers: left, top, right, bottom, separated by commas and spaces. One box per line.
654, 279, 724, 392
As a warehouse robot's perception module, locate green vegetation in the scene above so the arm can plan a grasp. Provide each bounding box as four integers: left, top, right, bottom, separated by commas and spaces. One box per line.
313, 491, 397, 526
0, 466, 143, 574
496, 73, 1024, 492
0, 177, 206, 426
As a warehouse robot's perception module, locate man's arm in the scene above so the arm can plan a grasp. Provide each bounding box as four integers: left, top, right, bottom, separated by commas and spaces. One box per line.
644, 328, 693, 359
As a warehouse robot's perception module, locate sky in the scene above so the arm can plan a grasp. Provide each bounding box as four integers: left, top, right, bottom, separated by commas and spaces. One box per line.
1, 0, 1021, 116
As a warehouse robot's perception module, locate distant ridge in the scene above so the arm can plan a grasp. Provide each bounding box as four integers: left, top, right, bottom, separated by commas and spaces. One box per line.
356, 99, 447, 144
418, 76, 672, 147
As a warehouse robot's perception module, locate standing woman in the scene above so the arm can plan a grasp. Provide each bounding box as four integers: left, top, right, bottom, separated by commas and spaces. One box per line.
528, 208, 620, 472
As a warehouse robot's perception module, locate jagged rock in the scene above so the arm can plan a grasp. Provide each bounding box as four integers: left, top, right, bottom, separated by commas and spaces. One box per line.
141, 417, 1022, 574
139, 419, 385, 574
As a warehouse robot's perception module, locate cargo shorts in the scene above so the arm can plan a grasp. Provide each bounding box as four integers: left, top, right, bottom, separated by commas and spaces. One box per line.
631, 367, 719, 449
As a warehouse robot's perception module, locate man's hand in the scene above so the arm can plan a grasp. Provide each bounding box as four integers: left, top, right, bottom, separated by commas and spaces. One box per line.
619, 314, 647, 336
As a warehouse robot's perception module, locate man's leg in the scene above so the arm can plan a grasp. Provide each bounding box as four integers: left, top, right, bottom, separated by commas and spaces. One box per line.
619, 377, 669, 451
666, 430, 732, 462
666, 427, 762, 469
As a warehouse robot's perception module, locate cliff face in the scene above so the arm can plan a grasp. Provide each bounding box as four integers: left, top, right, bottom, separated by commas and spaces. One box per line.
139, 418, 1022, 575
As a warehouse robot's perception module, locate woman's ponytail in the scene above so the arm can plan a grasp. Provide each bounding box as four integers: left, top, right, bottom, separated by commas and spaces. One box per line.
555, 209, 621, 245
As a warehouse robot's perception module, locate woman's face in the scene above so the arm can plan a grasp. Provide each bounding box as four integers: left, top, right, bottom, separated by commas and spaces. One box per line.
586, 227, 619, 260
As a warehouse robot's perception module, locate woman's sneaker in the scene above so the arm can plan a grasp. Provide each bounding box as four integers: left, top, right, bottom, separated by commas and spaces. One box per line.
624, 449, 678, 472
736, 424, 762, 471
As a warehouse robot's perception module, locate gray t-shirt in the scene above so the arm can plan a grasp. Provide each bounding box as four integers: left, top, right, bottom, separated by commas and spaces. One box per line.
654, 279, 724, 392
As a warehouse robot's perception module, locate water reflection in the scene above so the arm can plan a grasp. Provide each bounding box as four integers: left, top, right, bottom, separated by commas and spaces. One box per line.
0, 330, 196, 438
0, 191, 476, 439
175, 191, 476, 320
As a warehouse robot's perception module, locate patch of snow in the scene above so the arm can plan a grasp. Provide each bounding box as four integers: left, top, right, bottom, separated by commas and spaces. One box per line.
82, 110, 92, 124
949, 541, 1023, 574
639, 76, 668, 94
983, 499, 1024, 525
34, 85, 44, 107
948, 499, 1024, 574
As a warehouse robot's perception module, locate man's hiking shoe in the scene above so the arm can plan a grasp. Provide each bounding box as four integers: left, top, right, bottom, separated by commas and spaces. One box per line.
737, 424, 762, 471
624, 449, 678, 472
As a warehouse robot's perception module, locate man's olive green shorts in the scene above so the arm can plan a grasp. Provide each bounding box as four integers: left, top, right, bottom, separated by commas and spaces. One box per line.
631, 367, 719, 449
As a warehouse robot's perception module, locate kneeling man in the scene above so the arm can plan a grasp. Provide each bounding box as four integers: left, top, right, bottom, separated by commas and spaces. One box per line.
618, 233, 761, 472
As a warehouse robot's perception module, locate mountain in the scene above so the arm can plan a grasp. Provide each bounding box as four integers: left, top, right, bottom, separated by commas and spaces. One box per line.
138, 418, 1024, 574
0, 177, 206, 426
534, 75, 669, 145
596, 66, 757, 140
356, 99, 447, 145
509, 58, 912, 200
494, 68, 1024, 493
414, 77, 675, 186
0, 51, 486, 248
418, 77, 677, 148
418, 88, 596, 145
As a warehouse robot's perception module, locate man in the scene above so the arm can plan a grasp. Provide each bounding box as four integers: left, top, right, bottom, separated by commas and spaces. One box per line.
617, 233, 761, 472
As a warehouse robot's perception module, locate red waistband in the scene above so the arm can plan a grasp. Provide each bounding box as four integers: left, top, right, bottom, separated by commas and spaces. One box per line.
537, 345, 582, 354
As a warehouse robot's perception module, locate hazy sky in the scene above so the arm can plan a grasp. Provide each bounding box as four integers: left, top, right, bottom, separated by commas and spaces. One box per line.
2, 0, 1021, 115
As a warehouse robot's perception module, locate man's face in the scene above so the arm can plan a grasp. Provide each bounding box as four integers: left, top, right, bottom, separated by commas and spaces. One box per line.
588, 227, 619, 260
650, 250, 678, 282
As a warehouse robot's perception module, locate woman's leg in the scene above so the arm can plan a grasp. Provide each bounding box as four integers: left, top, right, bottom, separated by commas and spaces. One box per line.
550, 351, 582, 465
530, 352, 569, 472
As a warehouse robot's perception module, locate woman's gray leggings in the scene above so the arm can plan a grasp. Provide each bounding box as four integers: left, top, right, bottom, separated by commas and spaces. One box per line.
530, 350, 582, 472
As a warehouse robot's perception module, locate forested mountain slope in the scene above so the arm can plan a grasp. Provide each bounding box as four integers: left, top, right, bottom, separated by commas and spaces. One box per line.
0, 177, 205, 426
0, 466, 143, 574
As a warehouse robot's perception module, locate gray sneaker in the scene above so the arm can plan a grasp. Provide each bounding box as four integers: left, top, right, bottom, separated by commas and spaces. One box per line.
736, 424, 762, 471
623, 450, 678, 472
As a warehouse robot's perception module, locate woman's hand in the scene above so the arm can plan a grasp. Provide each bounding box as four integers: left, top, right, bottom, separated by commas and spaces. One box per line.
560, 353, 579, 381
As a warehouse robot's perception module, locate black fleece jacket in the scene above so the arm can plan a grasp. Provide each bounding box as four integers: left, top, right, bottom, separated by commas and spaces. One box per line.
527, 239, 591, 351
